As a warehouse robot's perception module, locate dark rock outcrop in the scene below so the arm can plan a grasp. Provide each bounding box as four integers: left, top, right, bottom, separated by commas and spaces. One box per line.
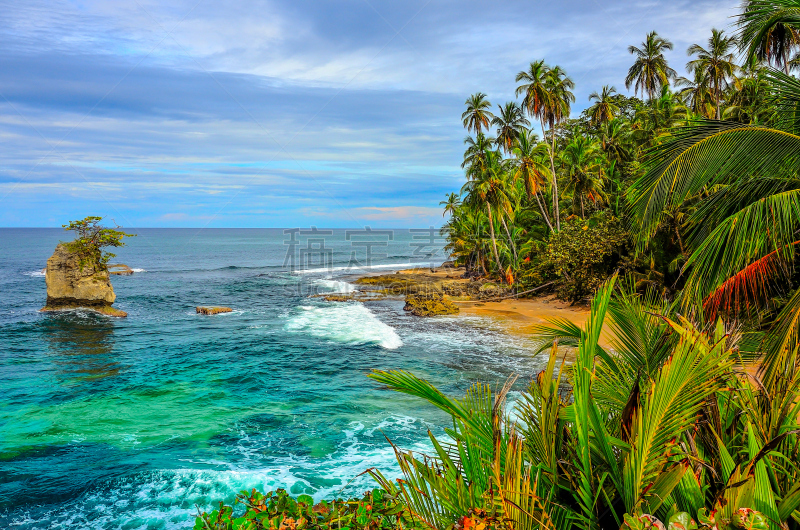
41, 244, 127, 317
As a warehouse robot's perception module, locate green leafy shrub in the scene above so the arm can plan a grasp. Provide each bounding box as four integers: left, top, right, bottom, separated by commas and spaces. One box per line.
194, 488, 425, 530
62, 216, 134, 270
535, 215, 629, 303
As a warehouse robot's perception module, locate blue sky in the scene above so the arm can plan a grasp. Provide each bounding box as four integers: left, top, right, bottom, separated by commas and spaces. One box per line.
0, 0, 736, 228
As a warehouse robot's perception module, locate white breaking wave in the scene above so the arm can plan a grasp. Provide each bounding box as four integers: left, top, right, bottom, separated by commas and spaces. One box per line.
312, 278, 355, 293
23, 269, 46, 277
293, 262, 429, 275
285, 303, 403, 349
130, 268, 147, 273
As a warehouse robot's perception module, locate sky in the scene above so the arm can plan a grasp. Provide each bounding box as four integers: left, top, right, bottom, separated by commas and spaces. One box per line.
0, 0, 738, 228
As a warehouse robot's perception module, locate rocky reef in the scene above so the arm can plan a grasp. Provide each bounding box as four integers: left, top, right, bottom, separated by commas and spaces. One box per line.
196, 306, 233, 315
41, 244, 127, 317
403, 294, 459, 317
195, 306, 233, 315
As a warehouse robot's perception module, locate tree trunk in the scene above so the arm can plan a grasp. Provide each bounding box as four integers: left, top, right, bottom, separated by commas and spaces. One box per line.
715, 77, 721, 120
675, 223, 687, 257
580, 194, 585, 218
541, 117, 560, 231
548, 120, 561, 230
500, 215, 517, 262
486, 202, 503, 279
533, 189, 554, 232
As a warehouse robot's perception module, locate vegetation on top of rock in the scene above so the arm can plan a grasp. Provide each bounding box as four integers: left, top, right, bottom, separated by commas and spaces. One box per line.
62, 216, 135, 270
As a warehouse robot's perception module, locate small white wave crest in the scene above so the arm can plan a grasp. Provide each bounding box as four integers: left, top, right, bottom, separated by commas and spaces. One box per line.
130, 268, 147, 273
293, 262, 426, 275
285, 303, 402, 349
24, 269, 46, 277
312, 278, 355, 293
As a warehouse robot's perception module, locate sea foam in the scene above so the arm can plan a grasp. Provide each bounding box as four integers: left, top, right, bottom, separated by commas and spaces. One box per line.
285, 303, 402, 349
312, 278, 355, 293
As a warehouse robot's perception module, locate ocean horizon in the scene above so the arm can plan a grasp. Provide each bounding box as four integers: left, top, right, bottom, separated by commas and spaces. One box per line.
0, 228, 542, 529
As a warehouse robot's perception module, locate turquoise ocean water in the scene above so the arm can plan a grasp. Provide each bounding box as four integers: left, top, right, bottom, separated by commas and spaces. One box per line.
0, 228, 543, 529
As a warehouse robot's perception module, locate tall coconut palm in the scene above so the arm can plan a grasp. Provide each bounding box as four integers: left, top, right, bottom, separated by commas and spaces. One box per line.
462, 151, 512, 277
516, 60, 559, 226
510, 129, 553, 231
686, 29, 739, 119
492, 102, 530, 154
738, 0, 800, 75
461, 93, 495, 134
542, 66, 575, 229
461, 133, 496, 171
628, 69, 800, 390
626, 31, 677, 101
587, 85, 620, 125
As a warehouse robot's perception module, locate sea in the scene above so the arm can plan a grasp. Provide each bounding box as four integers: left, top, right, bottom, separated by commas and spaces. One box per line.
0, 228, 545, 529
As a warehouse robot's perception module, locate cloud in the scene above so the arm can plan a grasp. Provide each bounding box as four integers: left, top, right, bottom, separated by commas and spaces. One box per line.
0, 0, 737, 227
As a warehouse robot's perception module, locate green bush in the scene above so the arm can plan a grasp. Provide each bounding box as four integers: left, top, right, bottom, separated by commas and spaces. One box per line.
535, 215, 629, 303
194, 488, 425, 530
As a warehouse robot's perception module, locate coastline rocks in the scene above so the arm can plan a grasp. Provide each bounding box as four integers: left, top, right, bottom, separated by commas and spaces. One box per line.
108, 263, 134, 275
403, 294, 459, 317
196, 306, 233, 315
41, 244, 127, 317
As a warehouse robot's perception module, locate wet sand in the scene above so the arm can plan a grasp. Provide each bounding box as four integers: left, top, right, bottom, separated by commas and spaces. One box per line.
456, 295, 614, 348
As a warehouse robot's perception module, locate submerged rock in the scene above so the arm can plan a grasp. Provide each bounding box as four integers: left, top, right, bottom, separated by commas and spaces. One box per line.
196, 306, 233, 315
41, 244, 127, 317
403, 294, 459, 317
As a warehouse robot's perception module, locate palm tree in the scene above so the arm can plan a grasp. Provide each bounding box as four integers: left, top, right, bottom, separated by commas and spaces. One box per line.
492, 102, 530, 153
543, 65, 575, 230
586, 85, 620, 125
686, 29, 739, 119
439, 193, 461, 218
676, 69, 716, 118
626, 31, 677, 101
461, 93, 495, 134
738, 0, 800, 75
461, 132, 496, 171
628, 70, 800, 390
561, 136, 607, 217
462, 151, 512, 276
599, 118, 632, 163
510, 129, 553, 231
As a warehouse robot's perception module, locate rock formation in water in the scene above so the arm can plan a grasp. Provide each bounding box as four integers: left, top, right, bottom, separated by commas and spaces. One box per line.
196, 306, 233, 315
403, 293, 459, 317
41, 244, 127, 317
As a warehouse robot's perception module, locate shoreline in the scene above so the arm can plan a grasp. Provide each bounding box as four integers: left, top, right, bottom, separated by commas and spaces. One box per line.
348, 265, 613, 349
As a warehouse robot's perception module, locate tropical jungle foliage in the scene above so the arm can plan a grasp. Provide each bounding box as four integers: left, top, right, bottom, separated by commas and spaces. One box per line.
201, 2, 800, 529
368, 277, 800, 530
196, 488, 425, 530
